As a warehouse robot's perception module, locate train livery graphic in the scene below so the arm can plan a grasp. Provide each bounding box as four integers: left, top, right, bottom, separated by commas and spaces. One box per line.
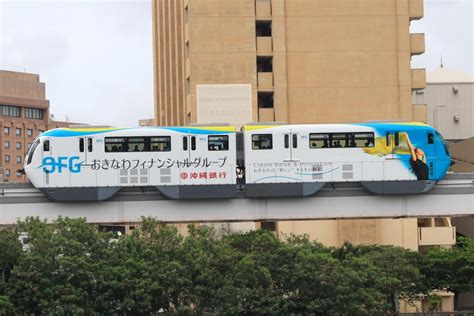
22, 122, 452, 201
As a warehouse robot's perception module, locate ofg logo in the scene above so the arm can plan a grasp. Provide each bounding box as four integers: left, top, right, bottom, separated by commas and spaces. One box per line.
41, 156, 83, 173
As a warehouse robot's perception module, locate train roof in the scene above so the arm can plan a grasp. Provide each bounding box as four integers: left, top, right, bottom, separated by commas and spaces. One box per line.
39, 122, 435, 138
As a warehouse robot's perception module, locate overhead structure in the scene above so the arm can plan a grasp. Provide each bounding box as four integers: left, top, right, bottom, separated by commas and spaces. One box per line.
0, 174, 472, 225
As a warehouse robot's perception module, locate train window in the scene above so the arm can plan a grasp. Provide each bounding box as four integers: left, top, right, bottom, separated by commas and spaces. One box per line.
284, 134, 289, 148
208, 135, 228, 151
386, 133, 391, 147
292, 134, 297, 148
27, 140, 40, 164
79, 138, 84, 152
428, 133, 434, 144
252, 134, 273, 150
394, 132, 400, 146
310, 132, 374, 148
183, 136, 188, 151
150, 136, 171, 151
43, 140, 50, 152
127, 137, 146, 152
309, 133, 330, 148
331, 134, 345, 148
105, 137, 125, 152
88, 138, 93, 152
191, 136, 196, 151
354, 132, 374, 147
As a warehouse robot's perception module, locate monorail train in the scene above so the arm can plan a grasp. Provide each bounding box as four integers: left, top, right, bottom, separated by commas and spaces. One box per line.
22, 122, 452, 201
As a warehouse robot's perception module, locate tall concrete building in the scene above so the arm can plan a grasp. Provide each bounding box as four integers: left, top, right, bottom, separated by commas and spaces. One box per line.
152, 1, 456, 311
0, 70, 75, 183
152, 0, 427, 126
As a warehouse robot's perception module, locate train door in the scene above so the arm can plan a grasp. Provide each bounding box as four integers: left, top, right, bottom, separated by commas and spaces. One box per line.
425, 131, 435, 179
281, 131, 301, 182
180, 133, 202, 185
206, 134, 234, 185
384, 131, 407, 180
283, 131, 299, 162
70, 137, 95, 187
41, 138, 67, 187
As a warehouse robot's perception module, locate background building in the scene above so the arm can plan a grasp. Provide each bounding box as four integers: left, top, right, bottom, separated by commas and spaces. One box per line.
413, 65, 474, 141
0, 70, 76, 183
152, 0, 427, 126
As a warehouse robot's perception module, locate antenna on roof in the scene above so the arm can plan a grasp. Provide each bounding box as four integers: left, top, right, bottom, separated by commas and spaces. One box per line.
440, 56, 444, 68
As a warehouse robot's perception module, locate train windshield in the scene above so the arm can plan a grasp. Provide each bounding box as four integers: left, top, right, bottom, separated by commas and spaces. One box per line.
26, 139, 40, 165
436, 131, 450, 156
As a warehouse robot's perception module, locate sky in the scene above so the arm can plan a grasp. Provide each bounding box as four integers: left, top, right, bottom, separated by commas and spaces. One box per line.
0, 0, 473, 126
0, 0, 153, 126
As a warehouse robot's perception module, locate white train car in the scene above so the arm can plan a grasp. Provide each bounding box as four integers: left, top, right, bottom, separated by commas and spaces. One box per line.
24, 126, 237, 201
23, 122, 451, 201
243, 123, 451, 196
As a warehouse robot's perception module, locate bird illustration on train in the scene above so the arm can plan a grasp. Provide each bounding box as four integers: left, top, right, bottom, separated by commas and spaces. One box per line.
21, 122, 452, 201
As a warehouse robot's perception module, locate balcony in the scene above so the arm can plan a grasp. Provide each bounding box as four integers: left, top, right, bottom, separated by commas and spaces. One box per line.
258, 108, 275, 122
410, 33, 425, 55
418, 226, 456, 246
257, 37, 273, 55
257, 72, 273, 90
256, 0, 271, 18
412, 104, 427, 123
411, 69, 426, 90
409, 0, 424, 20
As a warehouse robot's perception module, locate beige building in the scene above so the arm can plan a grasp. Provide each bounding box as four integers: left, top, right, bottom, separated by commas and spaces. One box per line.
0, 70, 77, 183
152, 1, 456, 311
152, 0, 427, 126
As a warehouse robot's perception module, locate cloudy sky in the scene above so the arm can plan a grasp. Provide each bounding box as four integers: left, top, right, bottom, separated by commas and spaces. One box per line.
0, 0, 473, 126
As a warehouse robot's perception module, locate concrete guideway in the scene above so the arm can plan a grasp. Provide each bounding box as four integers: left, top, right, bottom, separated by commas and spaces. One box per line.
0, 173, 472, 225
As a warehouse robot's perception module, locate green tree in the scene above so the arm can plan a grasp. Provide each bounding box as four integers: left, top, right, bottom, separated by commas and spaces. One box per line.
8, 217, 108, 315
0, 228, 22, 283
0, 228, 21, 314
420, 236, 474, 309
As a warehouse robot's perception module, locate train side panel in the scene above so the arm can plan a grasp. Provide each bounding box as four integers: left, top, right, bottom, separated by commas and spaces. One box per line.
243, 123, 450, 196
24, 127, 237, 200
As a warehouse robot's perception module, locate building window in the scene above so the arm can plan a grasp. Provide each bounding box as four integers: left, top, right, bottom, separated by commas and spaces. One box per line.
38, 129, 44, 133
261, 221, 277, 231
16, 142, 21, 150
251, 134, 273, 150
184, 4, 189, 23
185, 41, 190, 59
208, 135, 229, 151
27, 143, 32, 150
0, 105, 21, 117
16, 171, 22, 177
185, 78, 190, 95
27, 129, 33, 137
256, 20, 272, 36
3, 127, 9, 135
257, 56, 273, 72
16, 156, 21, 163
16, 128, 21, 136
258, 92, 274, 108
25, 107, 43, 119
4, 141, 10, 149
4, 155, 10, 163
5, 169, 10, 177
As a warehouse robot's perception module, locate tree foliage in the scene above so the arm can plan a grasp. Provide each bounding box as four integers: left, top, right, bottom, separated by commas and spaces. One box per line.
0, 216, 472, 314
